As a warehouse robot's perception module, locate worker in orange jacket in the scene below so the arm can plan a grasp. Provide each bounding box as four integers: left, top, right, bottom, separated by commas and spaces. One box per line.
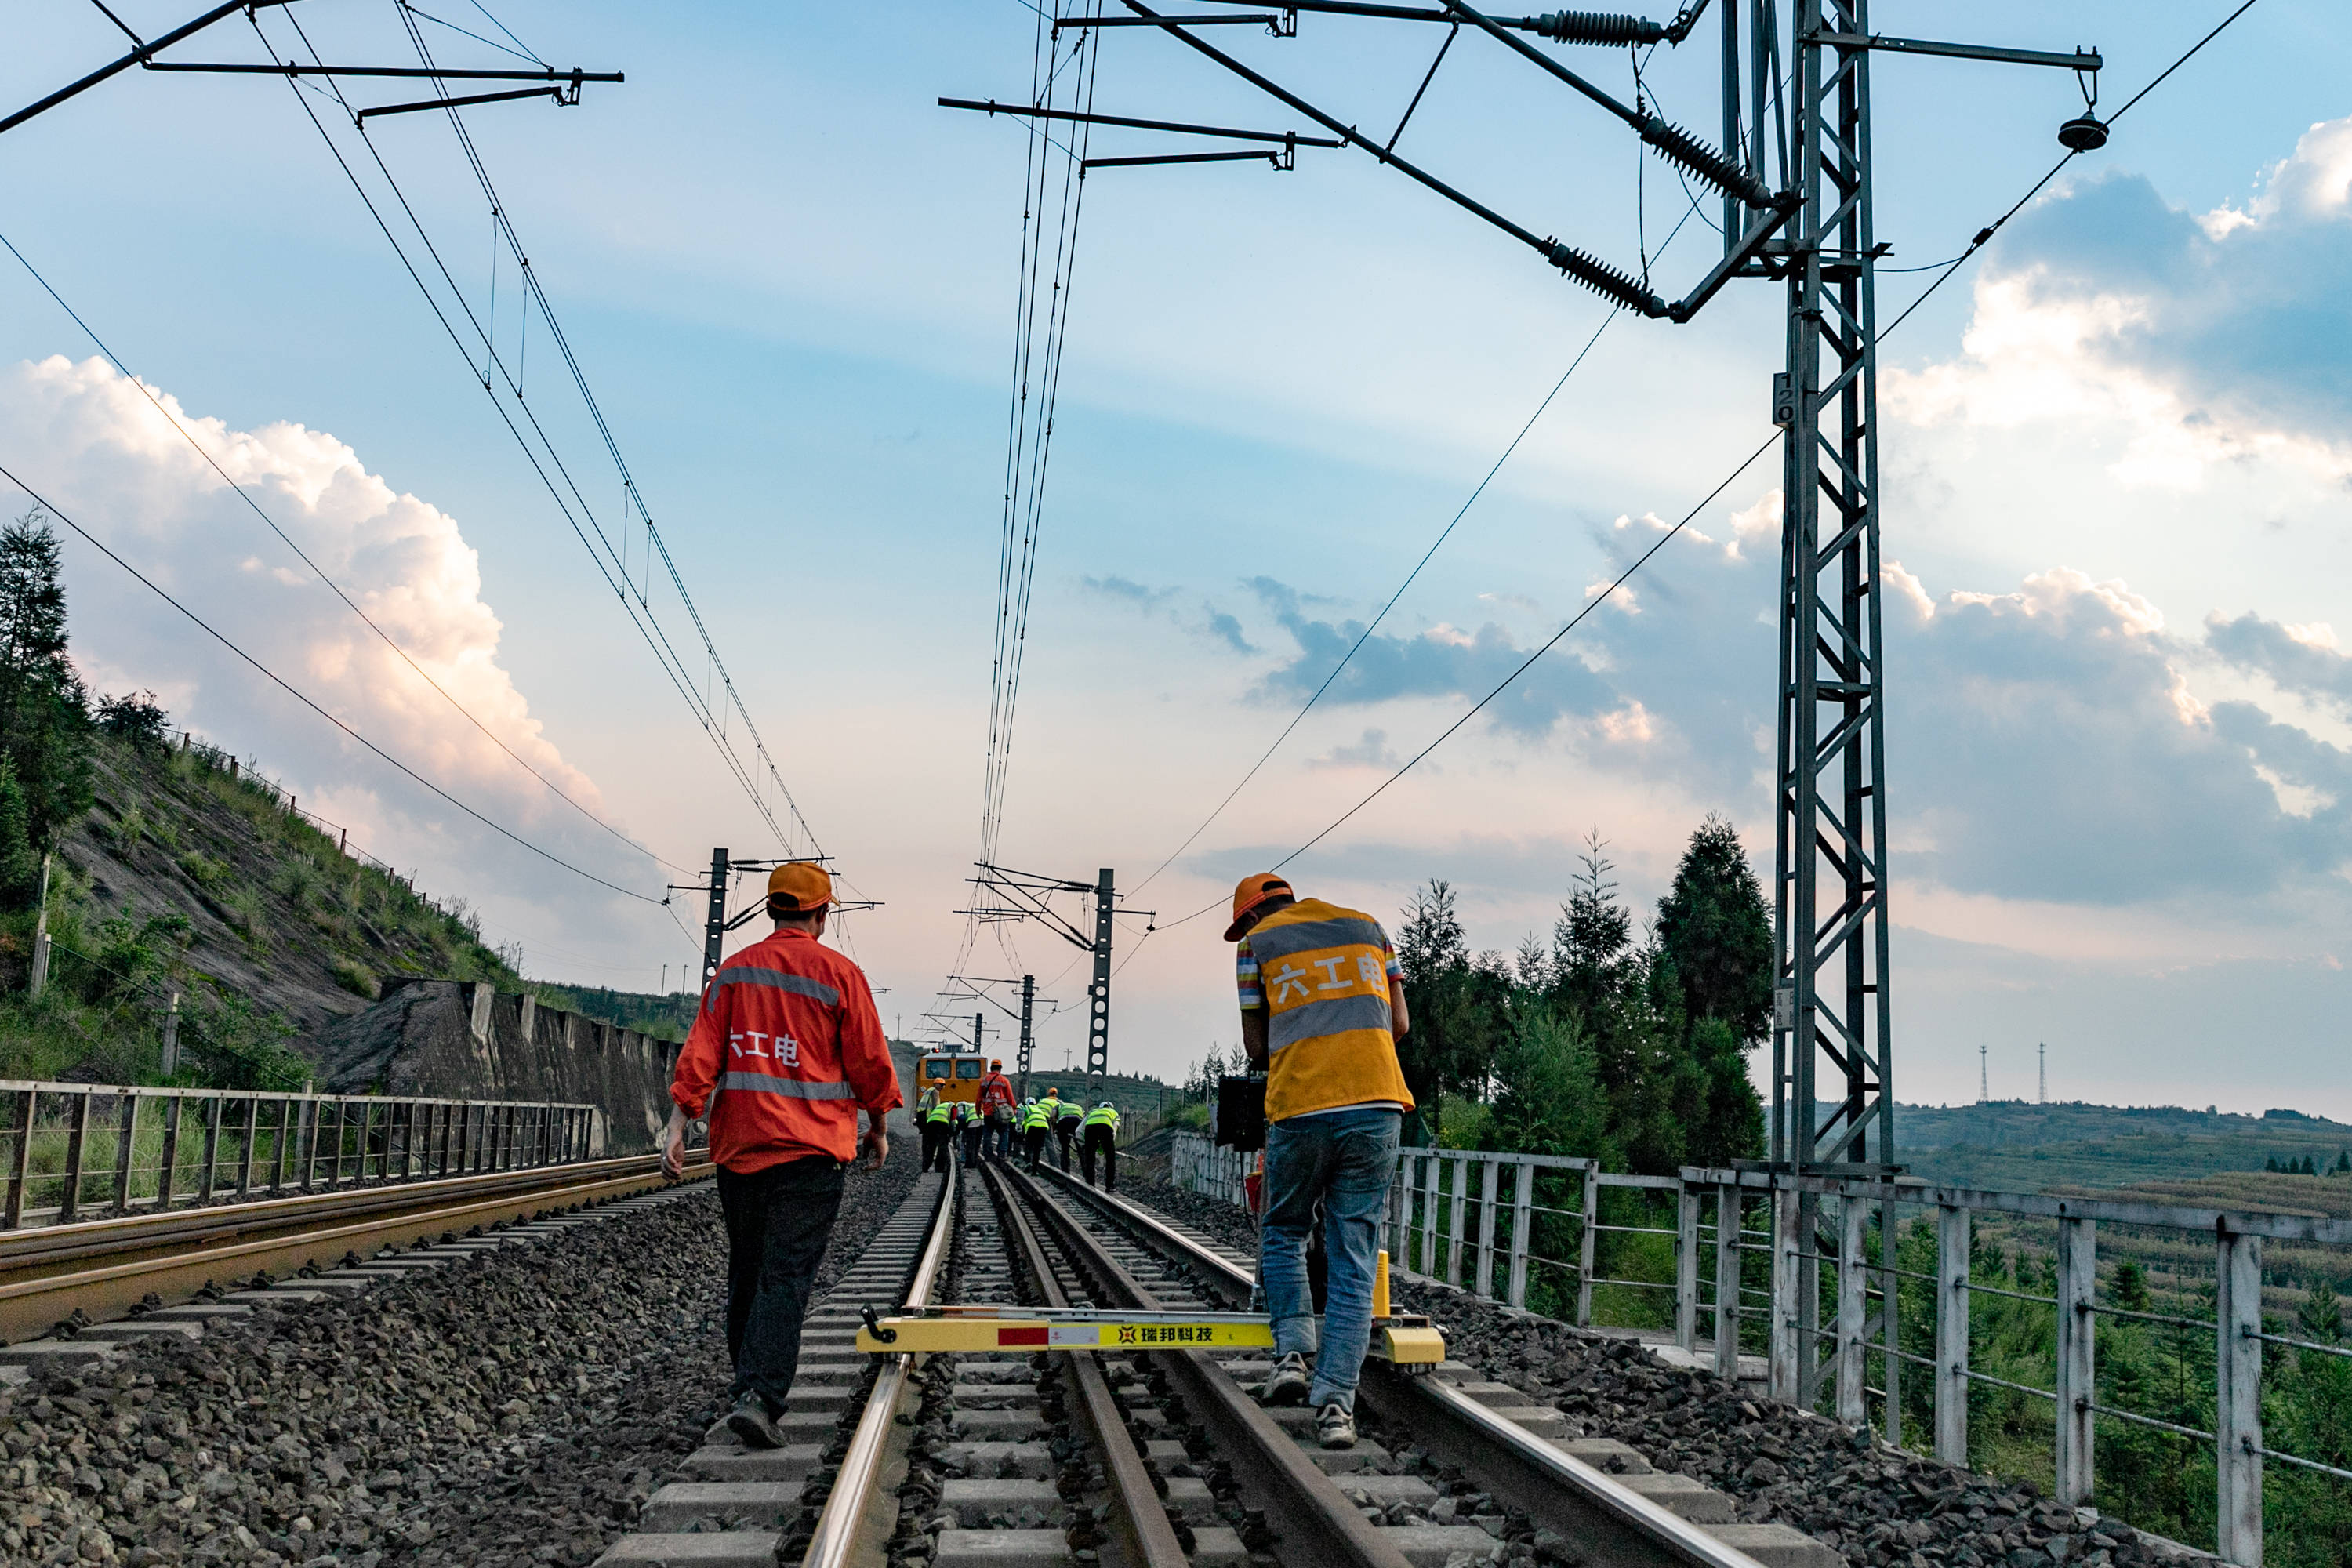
975, 1058, 1016, 1161
666, 862, 901, 1450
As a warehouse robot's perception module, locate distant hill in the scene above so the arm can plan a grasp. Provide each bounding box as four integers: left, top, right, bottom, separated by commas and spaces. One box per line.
1886, 1100, 2352, 1191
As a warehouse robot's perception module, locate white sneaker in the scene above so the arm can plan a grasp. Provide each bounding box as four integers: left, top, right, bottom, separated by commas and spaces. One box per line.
1316, 1402, 1357, 1449
1261, 1351, 1310, 1406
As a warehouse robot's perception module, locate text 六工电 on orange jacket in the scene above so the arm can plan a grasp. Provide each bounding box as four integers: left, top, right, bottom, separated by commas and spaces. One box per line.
671, 927, 903, 1172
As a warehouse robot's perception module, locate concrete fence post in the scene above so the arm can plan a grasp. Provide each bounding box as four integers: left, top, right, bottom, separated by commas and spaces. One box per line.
1508, 1161, 1533, 1309
2216, 1227, 2264, 1567
1475, 1159, 1501, 1300
1420, 1155, 1440, 1277
198, 1095, 220, 1200
109, 1093, 138, 1217
1769, 1181, 1799, 1403
27, 854, 52, 1000
1577, 1163, 1599, 1327
157, 1098, 182, 1212
1878, 1199, 1902, 1451
469, 983, 493, 1044
1836, 1192, 1867, 1426
160, 992, 182, 1078
2055, 1216, 2096, 1505
1446, 1156, 1470, 1287
5, 1089, 36, 1229
1675, 1181, 1700, 1352
1714, 1182, 1740, 1378
1935, 1203, 1971, 1468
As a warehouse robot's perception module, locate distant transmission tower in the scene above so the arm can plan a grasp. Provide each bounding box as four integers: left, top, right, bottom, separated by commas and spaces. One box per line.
1979, 1044, 1988, 1104
2038, 1043, 2047, 1105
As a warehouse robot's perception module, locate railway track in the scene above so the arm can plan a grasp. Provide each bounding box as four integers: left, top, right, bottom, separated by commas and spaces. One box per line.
0, 1148, 714, 1349
580, 1152, 1831, 1568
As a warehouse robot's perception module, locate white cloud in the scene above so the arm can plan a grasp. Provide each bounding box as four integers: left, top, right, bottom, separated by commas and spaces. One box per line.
1888, 117, 2352, 491
2, 354, 646, 901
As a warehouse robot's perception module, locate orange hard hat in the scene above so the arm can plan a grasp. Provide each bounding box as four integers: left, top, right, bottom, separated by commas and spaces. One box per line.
991, 1059, 1004, 1070
1224, 873, 1294, 942
767, 861, 835, 912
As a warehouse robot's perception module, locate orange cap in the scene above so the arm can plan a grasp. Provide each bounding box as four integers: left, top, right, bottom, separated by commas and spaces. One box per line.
1224, 873, 1294, 942
767, 861, 835, 913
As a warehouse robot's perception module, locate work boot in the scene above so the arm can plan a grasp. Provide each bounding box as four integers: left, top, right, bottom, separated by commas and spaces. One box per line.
1316, 1402, 1357, 1449
725, 1392, 784, 1450
1261, 1351, 1309, 1406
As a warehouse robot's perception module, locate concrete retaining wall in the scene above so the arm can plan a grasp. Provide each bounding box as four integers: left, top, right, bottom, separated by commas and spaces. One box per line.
316, 979, 677, 1154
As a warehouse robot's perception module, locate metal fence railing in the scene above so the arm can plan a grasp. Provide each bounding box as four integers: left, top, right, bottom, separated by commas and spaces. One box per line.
0, 1080, 602, 1229
1169, 1132, 2352, 1566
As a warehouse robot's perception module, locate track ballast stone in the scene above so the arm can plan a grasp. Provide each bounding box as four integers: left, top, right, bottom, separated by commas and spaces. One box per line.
1127, 1180, 2173, 1568
0, 1127, 919, 1568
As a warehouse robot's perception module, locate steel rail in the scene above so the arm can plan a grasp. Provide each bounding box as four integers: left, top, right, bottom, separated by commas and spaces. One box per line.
0, 1153, 714, 1344
1040, 1169, 1771, 1568
984, 1163, 1189, 1568
1007, 1164, 1414, 1568
800, 1163, 958, 1568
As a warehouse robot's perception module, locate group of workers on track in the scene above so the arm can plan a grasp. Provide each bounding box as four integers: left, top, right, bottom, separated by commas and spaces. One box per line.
665, 862, 1410, 1456
913, 1070, 1122, 1185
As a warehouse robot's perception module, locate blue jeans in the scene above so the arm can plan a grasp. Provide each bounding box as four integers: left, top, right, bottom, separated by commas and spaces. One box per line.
1258, 1107, 1400, 1413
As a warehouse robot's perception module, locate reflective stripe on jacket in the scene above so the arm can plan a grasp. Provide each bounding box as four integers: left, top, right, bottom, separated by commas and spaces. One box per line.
1025, 1102, 1055, 1130
671, 927, 902, 1173
978, 1073, 1015, 1114
1057, 1101, 1083, 1123
1240, 897, 1412, 1123
926, 1102, 954, 1124
1083, 1106, 1120, 1130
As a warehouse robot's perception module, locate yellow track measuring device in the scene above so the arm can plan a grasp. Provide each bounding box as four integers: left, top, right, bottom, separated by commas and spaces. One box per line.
855, 1305, 1444, 1367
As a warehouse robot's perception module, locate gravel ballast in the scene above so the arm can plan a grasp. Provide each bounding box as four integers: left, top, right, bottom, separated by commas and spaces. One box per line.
0, 1125, 920, 1568
1127, 1179, 2181, 1568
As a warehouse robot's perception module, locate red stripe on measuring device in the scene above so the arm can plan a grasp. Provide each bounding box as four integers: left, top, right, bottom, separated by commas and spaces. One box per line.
997, 1327, 1049, 1346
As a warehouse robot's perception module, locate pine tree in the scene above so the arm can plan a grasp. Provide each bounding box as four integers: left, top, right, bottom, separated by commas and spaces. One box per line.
0, 509, 91, 903
0, 510, 69, 738
1653, 815, 1773, 1164
1551, 828, 1632, 1014
1653, 813, 1774, 1044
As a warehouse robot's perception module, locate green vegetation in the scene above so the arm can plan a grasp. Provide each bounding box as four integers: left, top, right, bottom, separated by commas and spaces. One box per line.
1894, 1100, 2352, 1191
528, 982, 693, 1042
0, 504, 546, 1088
0, 510, 94, 906
1871, 1214, 2352, 1567
1395, 818, 1770, 1175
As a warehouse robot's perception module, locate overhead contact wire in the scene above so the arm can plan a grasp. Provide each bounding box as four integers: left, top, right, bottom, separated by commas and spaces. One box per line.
0, 465, 661, 904
0, 227, 688, 877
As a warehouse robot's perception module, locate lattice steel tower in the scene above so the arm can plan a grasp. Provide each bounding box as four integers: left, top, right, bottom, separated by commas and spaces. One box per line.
1767, 0, 1895, 1178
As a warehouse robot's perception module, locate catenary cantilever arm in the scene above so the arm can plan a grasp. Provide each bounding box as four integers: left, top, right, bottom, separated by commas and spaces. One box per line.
1117, 0, 1672, 315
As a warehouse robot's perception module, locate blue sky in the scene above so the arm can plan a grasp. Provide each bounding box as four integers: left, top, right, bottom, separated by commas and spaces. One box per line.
2, 2, 2347, 1116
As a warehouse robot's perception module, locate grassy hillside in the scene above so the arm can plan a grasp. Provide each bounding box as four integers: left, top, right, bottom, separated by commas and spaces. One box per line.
532, 983, 692, 1043
2, 728, 527, 1087
1892, 1100, 2352, 1190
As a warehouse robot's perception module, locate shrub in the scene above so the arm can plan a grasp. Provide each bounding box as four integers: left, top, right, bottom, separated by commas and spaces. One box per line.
95, 691, 170, 753
270, 857, 321, 907
329, 955, 377, 1000
179, 851, 230, 887
106, 804, 147, 851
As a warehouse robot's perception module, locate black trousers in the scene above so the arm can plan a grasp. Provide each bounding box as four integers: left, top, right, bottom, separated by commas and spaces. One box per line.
717, 1156, 845, 1414
920, 1125, 948, 1171
960, 1123, 983, 1165
1054, 1124, 1075, 1171
1080, 1126, 1116, 1189
1022, 1125, 1047, 1169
